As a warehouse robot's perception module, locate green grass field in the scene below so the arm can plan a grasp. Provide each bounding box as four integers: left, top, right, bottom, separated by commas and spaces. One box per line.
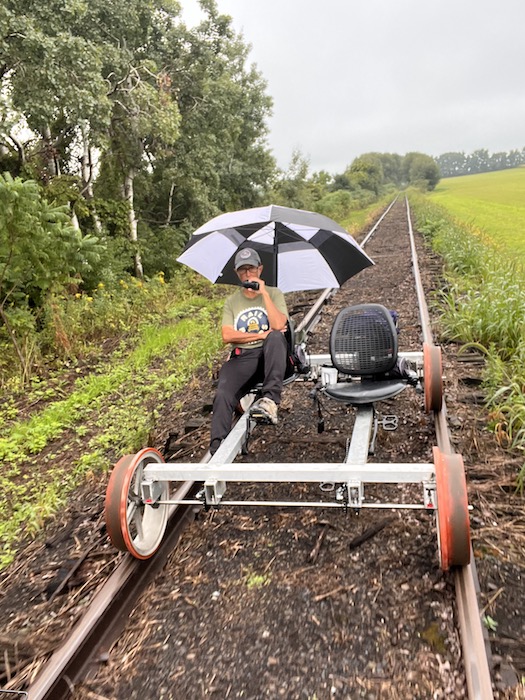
430, 167, 525, 260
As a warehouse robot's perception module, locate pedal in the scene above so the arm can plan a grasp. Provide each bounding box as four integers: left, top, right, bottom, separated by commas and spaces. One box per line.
381, 415, 398, 431
249, 403, 278, 425
249, 408, 274, 425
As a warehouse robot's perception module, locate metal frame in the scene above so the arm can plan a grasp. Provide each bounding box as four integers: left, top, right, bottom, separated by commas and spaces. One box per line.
139, 393, 437, 512
306, 350, 424, 377
135, 345, 432, 513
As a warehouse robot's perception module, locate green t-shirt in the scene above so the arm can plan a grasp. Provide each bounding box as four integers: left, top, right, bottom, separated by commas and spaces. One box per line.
222, 286, 288, 349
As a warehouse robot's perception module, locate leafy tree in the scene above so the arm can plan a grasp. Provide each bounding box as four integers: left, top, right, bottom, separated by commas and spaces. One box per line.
141, 3, 275, 241
270, 150, 313, 209
316, 189, 355, 222
435, 148, 525, 177
375, 153, 404, 187
307, 170, 332, 202
347, 155, 384, 194
435, 152, 467, 178
403, 152, 440, 190
0, 173, 102, 374
466, 149, 490, 174
0, 0, 112, 175
506, 149, 524, 169
329, 172, 352, 192
1, 0, 185, 276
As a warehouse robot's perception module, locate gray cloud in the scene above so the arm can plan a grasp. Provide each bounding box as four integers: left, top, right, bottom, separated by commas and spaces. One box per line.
182, 0, 525, 173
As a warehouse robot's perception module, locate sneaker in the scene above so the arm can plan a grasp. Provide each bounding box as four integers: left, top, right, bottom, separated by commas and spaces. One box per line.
209, 438, 223, 455
250, 397, 278, 425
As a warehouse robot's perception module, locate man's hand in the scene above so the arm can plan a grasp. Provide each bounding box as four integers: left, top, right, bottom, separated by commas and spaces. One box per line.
254, 276, 266, 294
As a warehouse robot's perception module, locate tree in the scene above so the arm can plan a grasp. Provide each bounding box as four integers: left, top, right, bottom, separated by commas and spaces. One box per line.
466, 149, 490, 174
106, 63, 181, 277
347, 155, 384, 194
0, 173, 102, 376
435, 152, 467, 178
0, 0, 112, 174
1, 1, 277, 280
403, 152, 440, 190
375, 153, 403, 187
142, 4, 275, 237
1, 0, 185, 276
316, 189, 354, 222
307, 170, 332, 202
270, 150, 313, 209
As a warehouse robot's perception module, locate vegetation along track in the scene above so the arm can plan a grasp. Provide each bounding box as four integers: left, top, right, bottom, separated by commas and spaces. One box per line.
2, 198, 521, 699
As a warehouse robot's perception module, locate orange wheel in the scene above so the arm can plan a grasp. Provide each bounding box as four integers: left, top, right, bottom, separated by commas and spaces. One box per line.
423, 343, 443, 413
105, 447, 169, 559
433, 447, 470, 570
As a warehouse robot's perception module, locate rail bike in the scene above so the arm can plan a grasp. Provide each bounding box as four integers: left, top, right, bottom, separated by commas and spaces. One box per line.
104, 303, 470, 571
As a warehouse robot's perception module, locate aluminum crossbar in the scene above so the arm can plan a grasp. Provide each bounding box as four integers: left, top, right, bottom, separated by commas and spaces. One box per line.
142, 373, 435, 510
143, 462, 435, 483
306, 350, 423, 370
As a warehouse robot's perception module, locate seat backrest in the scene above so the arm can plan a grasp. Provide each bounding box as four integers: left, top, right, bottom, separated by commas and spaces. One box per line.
330, 304, 398, 376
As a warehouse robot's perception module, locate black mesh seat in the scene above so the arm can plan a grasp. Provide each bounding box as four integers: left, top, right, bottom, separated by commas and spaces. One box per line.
324, 304, 408, 405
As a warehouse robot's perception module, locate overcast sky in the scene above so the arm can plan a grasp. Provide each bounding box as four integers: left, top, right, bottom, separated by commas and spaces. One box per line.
181, 0, 525, 174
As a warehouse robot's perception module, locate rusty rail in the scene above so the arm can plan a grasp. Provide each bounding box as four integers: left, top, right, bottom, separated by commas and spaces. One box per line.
406, 196, 494, 700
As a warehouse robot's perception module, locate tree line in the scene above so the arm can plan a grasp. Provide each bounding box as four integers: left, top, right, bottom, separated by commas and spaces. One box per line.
435, 148, 525, 178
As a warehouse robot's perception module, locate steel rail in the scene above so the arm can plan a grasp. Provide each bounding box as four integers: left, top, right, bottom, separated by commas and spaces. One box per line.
359, 194, 399, 247
405, 197, 494, 700
26, 483, 199, 700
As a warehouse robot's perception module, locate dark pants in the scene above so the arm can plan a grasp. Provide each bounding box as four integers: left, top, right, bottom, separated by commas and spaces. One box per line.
210, 331, 287, 450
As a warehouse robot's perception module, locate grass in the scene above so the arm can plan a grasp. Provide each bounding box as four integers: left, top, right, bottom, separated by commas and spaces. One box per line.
430, 168, 525, 261
410, 191, 525, 488
0, 298, 220, 465
0, 297, 224, 568
244, 569, 271, 589
342, 194, 395, 235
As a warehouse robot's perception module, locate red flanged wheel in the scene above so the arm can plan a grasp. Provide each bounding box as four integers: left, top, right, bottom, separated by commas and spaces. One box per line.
433, 447, 470, 570
105, 447, 169, 559
423, 343, 443, 413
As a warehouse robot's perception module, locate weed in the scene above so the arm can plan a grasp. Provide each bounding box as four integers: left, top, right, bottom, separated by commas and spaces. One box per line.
482, 615, 498, 632
244, 569, 271, 589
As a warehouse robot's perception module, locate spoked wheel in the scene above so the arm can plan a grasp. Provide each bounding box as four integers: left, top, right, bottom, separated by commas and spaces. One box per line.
433, 447, 470, 570
423, 342, 443, 413
105, 447, 169, 559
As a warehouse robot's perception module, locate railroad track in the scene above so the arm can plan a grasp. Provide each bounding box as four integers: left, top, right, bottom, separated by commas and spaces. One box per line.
12, 197, 495, 699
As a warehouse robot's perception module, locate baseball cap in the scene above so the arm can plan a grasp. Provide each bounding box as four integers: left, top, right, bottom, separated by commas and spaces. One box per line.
234, 248, 261, 270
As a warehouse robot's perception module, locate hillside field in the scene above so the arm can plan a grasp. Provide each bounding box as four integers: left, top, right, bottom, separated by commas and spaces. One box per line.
430, 167, 525, 260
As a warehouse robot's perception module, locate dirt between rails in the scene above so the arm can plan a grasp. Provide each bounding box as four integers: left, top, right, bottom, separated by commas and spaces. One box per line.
1, 200, 524, 700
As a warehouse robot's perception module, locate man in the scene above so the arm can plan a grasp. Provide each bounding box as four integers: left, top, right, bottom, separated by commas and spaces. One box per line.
209, 247, 289, 455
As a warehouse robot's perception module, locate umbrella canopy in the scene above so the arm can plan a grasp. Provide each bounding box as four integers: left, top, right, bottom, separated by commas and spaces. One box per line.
176, 204, 374, 293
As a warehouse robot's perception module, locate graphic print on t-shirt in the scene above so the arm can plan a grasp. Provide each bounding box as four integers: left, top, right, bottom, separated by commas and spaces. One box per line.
234, 306, 269, 337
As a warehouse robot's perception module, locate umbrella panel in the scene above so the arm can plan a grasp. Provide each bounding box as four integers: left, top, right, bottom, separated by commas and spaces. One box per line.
177, 207, 374, 292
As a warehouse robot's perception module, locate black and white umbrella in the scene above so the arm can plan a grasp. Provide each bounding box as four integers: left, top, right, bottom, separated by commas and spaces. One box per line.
177, 204, 374, 293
